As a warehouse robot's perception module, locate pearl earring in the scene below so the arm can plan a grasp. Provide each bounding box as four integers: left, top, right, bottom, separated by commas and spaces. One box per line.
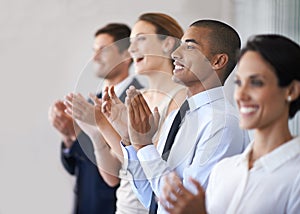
287, 96, 292, 102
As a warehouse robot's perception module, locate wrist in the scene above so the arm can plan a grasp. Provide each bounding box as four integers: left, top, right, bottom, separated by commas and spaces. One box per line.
62, 136, 74, 148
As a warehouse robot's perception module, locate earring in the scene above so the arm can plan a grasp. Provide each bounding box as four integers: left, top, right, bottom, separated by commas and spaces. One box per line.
287, 96, 292, 102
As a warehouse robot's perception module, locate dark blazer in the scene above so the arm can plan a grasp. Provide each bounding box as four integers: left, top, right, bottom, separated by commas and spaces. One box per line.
61, 78, 143, 214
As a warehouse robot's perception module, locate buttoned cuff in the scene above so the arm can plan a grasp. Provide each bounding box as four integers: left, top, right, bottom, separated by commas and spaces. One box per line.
137, 144, 160, 161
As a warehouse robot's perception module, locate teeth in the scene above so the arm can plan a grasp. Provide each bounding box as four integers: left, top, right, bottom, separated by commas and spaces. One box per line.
240, 107, 257, 114
175, 65, 184, 70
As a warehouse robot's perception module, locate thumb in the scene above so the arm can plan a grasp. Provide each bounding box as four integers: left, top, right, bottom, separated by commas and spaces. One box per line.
153, 107, 160, 127
89, 93, 102, 106
109, 86, 121, 103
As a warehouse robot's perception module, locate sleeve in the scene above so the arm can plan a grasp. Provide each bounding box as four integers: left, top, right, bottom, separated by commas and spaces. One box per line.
287, 171, 300, 213
60, 140, 78, 175
136, 145, 172, 205
60, 131, 88, 175
182, 114, 246, 193
121, 144, 153, 208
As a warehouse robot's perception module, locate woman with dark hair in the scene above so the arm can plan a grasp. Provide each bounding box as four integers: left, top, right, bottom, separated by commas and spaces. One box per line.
160, 34, 300, 214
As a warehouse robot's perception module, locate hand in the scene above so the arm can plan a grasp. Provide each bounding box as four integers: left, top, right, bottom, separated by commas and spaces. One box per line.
64, 93, 102, 126
48, 100, 79, 148
126, 86, 160, 150
101, 86, 129, 142
160, 172, 207, 214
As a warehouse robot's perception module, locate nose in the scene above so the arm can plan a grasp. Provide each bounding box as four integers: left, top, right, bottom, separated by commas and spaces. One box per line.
171, 45, 182, 60
128, 39, 137, 55
93, 50, 100, 61
234, 82, 250, 103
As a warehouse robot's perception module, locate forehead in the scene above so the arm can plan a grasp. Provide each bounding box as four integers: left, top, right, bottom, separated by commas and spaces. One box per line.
94, 33, 114, 46
237, 51, 276, 77
182, 26, 211, 44
131, 20, 157, 37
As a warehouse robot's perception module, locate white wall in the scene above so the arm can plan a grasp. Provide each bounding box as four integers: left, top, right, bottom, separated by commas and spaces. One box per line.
0, 0, 235, 213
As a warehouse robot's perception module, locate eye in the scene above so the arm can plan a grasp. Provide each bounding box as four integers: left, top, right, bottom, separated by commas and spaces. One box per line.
137, 35, 146, 41
233, 79, 241, 87
250, 79, 264, 87
186, 43, 195, 50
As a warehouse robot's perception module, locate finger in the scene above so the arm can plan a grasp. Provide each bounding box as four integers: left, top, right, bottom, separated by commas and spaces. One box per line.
54, 100, 66, 110
65, 93, 74, 103
189, 177, 205, 195
108, 85, 116, 98
126, 85, 137, 100
158, 197, 176, 214
101, 101, 111, 115
153, 107, 160, 127
103, 86, 110, 102
72, 94, 88, 110
130, 96, 141, 126
64, 108, 73, 118
89, 93, 102, 106
138, 93, 152, 116
64, 99, 83, 119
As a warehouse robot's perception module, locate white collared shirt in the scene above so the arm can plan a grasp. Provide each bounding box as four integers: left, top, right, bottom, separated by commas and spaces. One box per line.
122, 86, 250, 213
206, 136, 300, 214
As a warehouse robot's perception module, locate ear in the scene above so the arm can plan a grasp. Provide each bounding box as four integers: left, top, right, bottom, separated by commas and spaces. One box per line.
286, 80, 300, 102
211, 54, 228, 71
162, 36, 176, 54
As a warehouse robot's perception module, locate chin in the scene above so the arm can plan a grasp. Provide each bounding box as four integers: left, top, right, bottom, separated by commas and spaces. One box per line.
239, 121, 256, 130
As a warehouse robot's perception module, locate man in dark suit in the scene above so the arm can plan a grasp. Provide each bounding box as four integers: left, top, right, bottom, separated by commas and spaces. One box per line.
49, 23, 143, 214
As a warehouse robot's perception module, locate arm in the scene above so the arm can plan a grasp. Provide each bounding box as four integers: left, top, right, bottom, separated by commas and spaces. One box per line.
287, 171, 300, 213
48, 100, 81, 174
64, 93, 123, 186
64, 93, 125, 162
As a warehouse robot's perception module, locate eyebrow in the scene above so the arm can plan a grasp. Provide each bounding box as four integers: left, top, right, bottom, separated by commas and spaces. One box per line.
184, 39, 199, 44
235, 73, 266, 79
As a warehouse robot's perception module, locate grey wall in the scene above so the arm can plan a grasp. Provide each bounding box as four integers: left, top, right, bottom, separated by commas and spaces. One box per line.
0, 0, 234, 213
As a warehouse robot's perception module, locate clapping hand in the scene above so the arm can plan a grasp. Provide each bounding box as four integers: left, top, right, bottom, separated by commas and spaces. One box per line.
125, 86, 160, 150
160, 172, 207, 214
102, 86, 129, 142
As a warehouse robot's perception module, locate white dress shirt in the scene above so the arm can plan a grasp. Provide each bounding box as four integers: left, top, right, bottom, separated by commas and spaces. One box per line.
206, 136, 300, 214
122, 86, 250, 213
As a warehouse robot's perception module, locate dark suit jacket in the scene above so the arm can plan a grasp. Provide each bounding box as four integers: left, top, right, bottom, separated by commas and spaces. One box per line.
61, 78, 143, 214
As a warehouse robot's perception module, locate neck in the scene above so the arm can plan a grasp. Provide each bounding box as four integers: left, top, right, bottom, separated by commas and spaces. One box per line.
104, 71, 128, 87
250, 118, 292, 167
186, 72, 223, 97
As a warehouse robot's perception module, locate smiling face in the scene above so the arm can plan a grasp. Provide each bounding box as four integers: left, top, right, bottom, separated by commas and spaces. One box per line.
93, 33, 126, 79
128, 20, 167, 75
171, 26, 220, 94
234, 51, 290, 130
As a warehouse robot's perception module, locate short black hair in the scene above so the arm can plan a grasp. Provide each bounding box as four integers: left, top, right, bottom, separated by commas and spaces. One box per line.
94, 23, 131, 53
190, 19, 241, 82
239, 34, 300, 118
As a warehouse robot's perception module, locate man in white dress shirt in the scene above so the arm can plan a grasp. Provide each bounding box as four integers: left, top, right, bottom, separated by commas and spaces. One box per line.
123, 19, 250, 213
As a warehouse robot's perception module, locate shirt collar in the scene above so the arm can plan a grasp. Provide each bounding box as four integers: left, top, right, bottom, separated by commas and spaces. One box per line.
236, 141, 254, 167
187, 86, 225, 112
236, 137, 300, 172
261, 136, 300, 172
101, 75, 134, 97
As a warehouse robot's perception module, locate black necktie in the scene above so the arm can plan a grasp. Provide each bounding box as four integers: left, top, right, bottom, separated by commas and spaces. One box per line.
149, 100, 189, 214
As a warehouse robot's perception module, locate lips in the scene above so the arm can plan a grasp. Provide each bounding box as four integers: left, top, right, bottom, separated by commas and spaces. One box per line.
173, 61, 185, 74
136, 57, 144, 63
